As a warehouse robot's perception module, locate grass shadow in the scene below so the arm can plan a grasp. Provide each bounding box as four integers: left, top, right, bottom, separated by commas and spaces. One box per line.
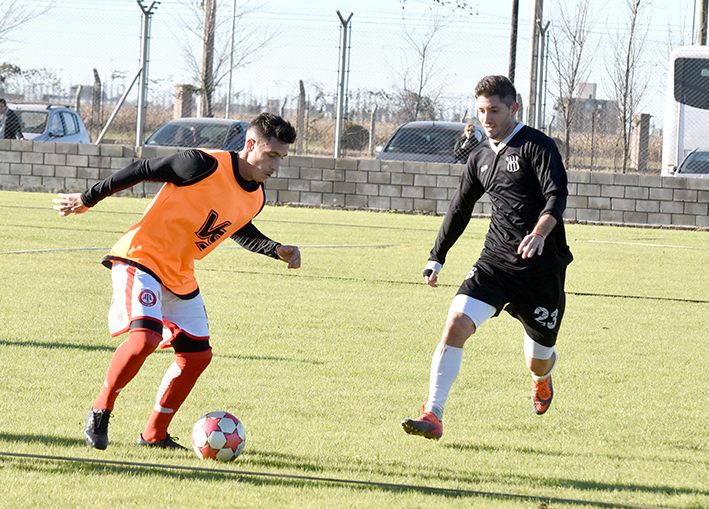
0, 449, 681, 509
0, 432, 85, 448
219, 353, 325, 365
446, 441, 708, 498
0, 339, 323, 366
0, 339, 114, 353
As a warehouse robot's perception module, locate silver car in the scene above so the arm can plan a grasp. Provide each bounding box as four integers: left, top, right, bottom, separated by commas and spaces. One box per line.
10, 103, 90, 143
145, 118, 249, 151
673, 148, 709, 178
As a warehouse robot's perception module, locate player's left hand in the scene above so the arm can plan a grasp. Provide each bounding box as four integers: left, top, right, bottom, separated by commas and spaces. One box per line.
277, 245, 301, 268
517, 233, 545, 259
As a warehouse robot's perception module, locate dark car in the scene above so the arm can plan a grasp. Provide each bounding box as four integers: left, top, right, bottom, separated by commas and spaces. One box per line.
673, 148, 709, 178
145, 118, 249, 151
9, 103, 90, 143
376, 121, 485, 164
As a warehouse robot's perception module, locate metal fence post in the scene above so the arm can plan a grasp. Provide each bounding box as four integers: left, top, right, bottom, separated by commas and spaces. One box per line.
136, 0, 157, 147
334, 10, 352, 158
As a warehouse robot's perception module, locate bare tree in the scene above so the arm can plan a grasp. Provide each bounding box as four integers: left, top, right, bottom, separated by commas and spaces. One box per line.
197, 0, 216, 117
0, 0, 53, 50
606, 0, 652, 173
0, 0, 53, 95
664, 1, 693, 48
391, 8, 451, 122
400, 0, 476, 13
172, 0, 275, 117
548, 0, 596, 163
663, 1, 693, 73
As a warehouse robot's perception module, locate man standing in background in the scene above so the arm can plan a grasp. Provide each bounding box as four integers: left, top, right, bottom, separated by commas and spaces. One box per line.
0, 99, 24, 140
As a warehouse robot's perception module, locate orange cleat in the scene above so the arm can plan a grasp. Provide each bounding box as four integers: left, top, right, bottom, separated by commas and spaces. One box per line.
401, 409, 443, 440
531, 375, 553, 415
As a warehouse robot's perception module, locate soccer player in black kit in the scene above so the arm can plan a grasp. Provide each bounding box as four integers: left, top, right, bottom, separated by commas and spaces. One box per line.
401, 75, 573, 440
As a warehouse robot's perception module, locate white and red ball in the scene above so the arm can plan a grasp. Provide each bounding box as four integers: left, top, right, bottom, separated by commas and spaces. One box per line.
191, 411, 245, 462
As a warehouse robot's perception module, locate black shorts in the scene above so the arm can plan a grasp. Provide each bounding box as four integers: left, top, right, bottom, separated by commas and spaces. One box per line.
456, 261, 566, 347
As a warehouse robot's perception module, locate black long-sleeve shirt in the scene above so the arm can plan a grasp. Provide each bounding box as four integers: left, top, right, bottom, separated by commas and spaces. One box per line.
3, 109, 23, 139
81, 149, 281, 259
453, 134, 480, 164
430, 124, 573, 274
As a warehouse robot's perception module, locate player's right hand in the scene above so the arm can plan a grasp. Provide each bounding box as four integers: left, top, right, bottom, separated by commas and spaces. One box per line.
277, 245, 301, 269
53, 193, 89, 216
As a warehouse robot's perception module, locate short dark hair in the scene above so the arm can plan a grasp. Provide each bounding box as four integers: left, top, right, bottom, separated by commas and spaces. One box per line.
0, 99, 6, 106
475, 75, 517, 107
248, 113, 297, 144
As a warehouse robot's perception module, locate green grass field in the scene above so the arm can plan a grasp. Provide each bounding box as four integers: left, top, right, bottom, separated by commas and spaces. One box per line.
0, 190, 707, 509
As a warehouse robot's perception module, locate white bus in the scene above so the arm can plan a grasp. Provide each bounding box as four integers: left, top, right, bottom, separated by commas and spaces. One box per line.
662, 45, 709, 175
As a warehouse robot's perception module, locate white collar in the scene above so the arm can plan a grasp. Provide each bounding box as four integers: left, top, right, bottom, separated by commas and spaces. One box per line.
488, 121, 525, 154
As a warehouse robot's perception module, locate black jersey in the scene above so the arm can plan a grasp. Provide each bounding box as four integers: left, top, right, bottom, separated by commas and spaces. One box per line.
430, 124, 573, 274
80, 149, 281, 259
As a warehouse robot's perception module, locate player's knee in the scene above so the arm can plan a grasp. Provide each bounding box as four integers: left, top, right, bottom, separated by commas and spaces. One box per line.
442, 312, 476, 346
175, 348, 213, 374
127, 328, 163, 353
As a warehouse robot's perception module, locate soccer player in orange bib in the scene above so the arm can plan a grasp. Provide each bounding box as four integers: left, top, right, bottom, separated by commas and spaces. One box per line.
54, 113, 300, 450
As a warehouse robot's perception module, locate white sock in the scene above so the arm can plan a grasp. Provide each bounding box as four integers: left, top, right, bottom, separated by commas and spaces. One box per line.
425, 343, 463, 421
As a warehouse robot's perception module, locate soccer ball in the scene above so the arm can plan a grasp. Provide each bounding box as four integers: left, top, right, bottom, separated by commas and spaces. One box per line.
191, 411, 246, 462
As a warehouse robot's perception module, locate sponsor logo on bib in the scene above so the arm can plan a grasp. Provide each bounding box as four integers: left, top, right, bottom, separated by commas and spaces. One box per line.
196, 210, 233, 251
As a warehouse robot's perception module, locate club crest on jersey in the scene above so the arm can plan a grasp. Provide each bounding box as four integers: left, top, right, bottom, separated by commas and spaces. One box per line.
138, 289, 157, 307
480, 164, 489, 172
196, 210, 232, 251
506, 155, 521, 172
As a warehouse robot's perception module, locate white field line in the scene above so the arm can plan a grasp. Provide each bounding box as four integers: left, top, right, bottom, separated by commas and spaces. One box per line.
0, 244, 398, 255
2, 240, 701, 255
572, 239, 699, 249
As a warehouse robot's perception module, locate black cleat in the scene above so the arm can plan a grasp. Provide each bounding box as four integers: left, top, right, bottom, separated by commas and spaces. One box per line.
137, 433, 188, 450
84, 408, 111, 450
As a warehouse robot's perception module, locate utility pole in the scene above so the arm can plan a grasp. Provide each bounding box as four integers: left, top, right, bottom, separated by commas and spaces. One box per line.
536, 21, 550, 131
225, 0, 237, 118
526, 0, 543, 127
508, 0, 519, 84
700, 0, 708, 45
136, 0, 158, 147
334, 10, 353, 158
198, 0, 216, 117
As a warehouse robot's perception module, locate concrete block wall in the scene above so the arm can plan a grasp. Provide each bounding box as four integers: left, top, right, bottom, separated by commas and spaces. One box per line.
564, 171, 709, 228
270, 156, 709, 229
0, 139, 174, 198
1, 139, 708, 229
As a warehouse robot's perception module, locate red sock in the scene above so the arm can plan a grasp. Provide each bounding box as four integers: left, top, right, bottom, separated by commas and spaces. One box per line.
142, 349, 212, 442
92, 329, 162, 411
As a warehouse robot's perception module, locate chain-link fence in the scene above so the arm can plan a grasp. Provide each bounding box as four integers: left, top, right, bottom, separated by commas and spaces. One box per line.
0, 1, 687, 173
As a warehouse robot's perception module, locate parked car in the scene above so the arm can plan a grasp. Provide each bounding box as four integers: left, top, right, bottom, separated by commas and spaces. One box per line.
672, 148, 709, 177
9, 103, 90, 143
376, 121, 485, 164
145, 117, 249, 151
